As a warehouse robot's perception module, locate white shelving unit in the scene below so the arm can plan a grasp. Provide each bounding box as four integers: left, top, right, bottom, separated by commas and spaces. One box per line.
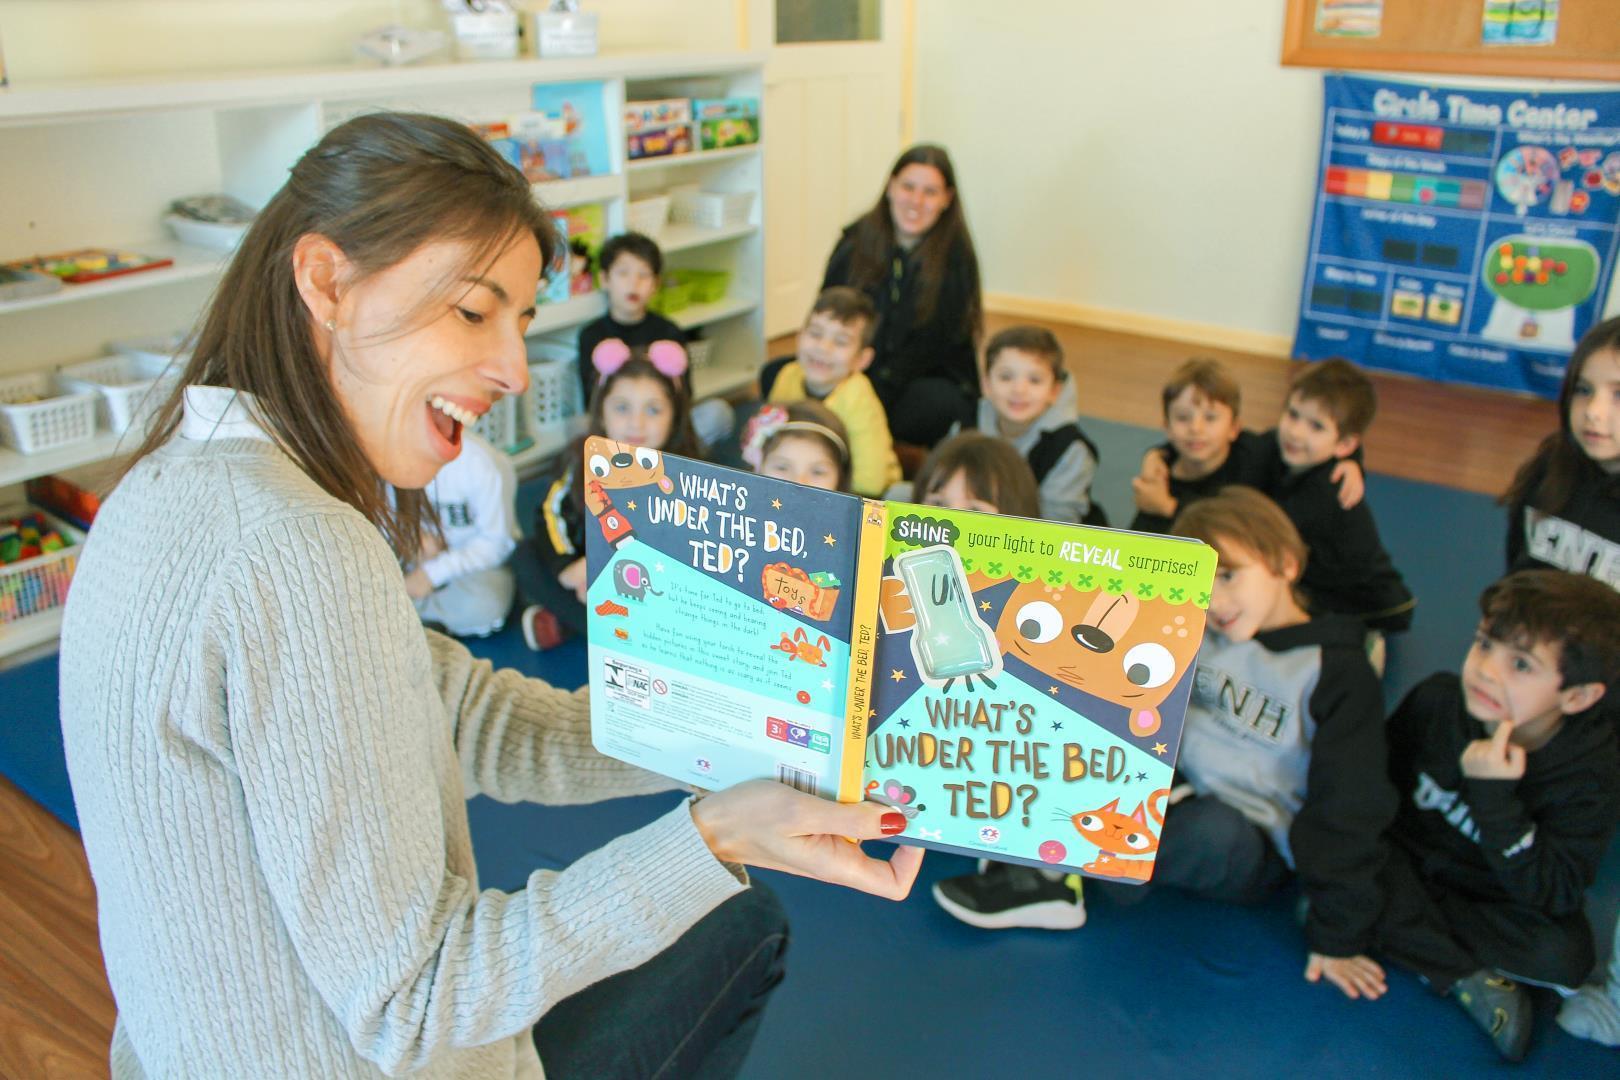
0, 51, 766, 660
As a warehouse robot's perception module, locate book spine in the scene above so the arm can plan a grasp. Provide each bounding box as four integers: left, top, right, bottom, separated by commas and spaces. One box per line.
837, 499, 888, 802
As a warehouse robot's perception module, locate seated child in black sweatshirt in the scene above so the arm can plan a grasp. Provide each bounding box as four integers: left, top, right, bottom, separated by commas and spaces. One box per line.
1265, 359, 1414, 633
1361, 570, 1620, 1061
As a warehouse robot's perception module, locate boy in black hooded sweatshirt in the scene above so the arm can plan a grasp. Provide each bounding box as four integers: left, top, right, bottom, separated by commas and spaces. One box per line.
1353, 570, 1620, 1061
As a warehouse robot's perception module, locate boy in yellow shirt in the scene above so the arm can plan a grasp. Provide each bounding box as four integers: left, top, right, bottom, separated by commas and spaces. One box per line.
758, 287, 901, 496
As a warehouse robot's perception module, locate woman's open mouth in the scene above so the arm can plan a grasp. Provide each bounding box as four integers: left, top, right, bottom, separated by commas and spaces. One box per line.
428, 395, 481, 455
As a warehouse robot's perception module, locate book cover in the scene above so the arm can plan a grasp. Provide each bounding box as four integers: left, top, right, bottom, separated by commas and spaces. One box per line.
584, 444, 1216, 881
865, 503, 1214, 881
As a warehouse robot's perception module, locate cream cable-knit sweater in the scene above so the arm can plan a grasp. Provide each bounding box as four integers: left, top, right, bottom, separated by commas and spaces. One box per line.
60, 391, 744, 1078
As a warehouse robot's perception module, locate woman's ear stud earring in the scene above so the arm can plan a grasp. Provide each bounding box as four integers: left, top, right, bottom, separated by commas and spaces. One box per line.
324, 318, 336, 332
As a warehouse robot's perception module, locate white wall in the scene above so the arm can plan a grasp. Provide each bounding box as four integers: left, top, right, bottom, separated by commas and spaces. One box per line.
0, 0, 739, 82
913, 0, 1618, 352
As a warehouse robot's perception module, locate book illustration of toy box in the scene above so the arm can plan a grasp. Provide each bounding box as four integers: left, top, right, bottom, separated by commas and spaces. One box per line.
762, 563, 841, 620
693, 98, 760, 151
625, 98, 694, 160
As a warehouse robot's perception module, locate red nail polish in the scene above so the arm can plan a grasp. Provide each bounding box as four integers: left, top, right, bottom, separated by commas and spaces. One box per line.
880, 812, 906, 835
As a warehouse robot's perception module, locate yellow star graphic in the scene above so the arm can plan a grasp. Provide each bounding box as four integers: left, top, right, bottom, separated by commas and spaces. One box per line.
626, 500, 637, 511
823, 533, 837, 546
979, 600, 992, 611
1152, 742, 1168, 756
889, 669, 906, 682
771, 498, 782, 510
867, 708, 877, 718
1048, 685, 1060, 696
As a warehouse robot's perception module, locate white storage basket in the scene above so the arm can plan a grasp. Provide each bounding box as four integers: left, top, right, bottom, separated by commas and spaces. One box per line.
668, 187, 756, 229
471, 393, 522, 453
525, 342, 582, 447
0, 372, 99, 455
686, 338, 713, 369
0, 505, 86, 635
625, 194, 671, 241
56, 354, 177, 435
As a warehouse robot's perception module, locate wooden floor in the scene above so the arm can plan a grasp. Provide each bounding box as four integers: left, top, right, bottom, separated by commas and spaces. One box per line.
0, 317, 1558, 1078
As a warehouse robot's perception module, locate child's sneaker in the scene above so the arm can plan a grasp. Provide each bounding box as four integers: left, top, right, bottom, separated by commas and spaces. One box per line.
1452, 970, 1532, 1062
521, 605, 567, 651
932, 862, 1086, 930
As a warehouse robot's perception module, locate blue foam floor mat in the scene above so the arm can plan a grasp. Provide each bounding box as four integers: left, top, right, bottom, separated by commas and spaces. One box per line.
6, 415, 1617, 1076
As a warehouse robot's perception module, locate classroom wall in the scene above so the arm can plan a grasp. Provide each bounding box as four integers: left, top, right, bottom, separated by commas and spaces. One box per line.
912, 0, 1620, 354
0, 0, 739, 82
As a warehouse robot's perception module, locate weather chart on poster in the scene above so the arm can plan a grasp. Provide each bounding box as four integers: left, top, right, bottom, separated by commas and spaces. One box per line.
1295, 74, 1620, 398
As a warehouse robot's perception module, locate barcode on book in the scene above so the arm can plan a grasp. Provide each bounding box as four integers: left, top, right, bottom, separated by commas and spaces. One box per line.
776, 764, 819, 796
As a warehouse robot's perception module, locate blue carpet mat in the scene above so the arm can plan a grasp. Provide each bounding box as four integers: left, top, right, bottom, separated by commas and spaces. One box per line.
6, 415, 1616, 1076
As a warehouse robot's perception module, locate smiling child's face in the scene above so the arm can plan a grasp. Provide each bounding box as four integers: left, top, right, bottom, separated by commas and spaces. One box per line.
1277, 391, 1359, 469
1206, 537, 1302, 643
797, 311, 872, 396
1165, 387, 1241, 479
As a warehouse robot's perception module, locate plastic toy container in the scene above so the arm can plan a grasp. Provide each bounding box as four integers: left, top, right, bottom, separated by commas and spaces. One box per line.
668, 187, 756, 229
647, 276, 693, 315
525, 342, 582, 448
0, 505, 86, 638
56, 353, 177, 434
0, 372, 99, 454
681, 269, 731, 303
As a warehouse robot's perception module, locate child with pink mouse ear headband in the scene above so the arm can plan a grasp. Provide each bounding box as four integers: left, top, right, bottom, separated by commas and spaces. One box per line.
590, 338, 689, 385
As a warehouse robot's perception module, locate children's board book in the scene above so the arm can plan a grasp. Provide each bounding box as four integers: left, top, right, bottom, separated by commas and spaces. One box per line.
583, 440, 1217, 882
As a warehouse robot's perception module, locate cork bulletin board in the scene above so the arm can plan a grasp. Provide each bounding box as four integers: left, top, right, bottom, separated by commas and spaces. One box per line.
1281, 1, 1620, 81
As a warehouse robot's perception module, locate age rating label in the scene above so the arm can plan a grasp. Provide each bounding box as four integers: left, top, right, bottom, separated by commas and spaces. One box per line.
765, 717, 831, 754
602, 658, 651, 708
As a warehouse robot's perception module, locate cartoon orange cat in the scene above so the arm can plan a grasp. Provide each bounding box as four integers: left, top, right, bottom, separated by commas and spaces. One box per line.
1074, 787, 1169, 882
995, 581, 1204, 737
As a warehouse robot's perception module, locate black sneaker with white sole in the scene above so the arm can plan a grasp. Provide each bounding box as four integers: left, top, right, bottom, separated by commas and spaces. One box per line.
1452, 970, 1532, 1062
933, 862, 1086, 930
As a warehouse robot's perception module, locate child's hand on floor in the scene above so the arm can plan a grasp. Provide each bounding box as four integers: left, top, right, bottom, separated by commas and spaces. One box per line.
1330, 459, 1365, 509
559, 557, 588, 602
404, 567, 435, 600
1461, 720, 1527, 780
1306, 952, 1387, 1000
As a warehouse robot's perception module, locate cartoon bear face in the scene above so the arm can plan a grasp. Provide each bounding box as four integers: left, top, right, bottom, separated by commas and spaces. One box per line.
583, 437, 675, 495
993, 581, 1205, 738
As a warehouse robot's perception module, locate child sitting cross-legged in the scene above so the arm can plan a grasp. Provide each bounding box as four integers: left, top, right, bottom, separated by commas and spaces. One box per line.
967, 326, 1102, 523
912, 432, 1041, 518
758, 287, 899, 496
933, 486, 1393, 939
1363, 570, 1620, 1062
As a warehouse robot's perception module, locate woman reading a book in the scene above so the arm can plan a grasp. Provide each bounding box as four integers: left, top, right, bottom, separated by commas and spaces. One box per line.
57, 112, 920, 1080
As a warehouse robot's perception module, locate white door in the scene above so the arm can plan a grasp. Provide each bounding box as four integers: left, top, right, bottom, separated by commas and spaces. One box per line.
749, 0, 908, 337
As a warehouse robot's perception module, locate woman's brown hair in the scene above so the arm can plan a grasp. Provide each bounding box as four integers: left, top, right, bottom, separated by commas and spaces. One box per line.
121, 112, 556, 561
1502, 314, 1620, 515
843, 144, 982, 342
914, 433, 1040, 518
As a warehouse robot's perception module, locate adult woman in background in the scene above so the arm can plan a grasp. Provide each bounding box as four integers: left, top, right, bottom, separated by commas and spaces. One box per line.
823, 144, 984, 447
59, 112, 919, 1079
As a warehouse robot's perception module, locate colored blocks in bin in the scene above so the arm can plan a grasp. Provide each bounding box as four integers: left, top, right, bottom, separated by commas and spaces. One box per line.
893, 546, 997, 681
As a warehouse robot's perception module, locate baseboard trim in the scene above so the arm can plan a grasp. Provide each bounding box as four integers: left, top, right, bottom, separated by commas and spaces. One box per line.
985, 293, 1294, 359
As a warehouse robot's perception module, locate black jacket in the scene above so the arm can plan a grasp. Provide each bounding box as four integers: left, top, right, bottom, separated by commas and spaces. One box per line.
1129, 429, 1273, 535
1385, 673, 1620, 918
1266, 452, 1415, 631
1505, 452, 1620, 591
821, 226, 979, 403
576, 312, 687, 401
